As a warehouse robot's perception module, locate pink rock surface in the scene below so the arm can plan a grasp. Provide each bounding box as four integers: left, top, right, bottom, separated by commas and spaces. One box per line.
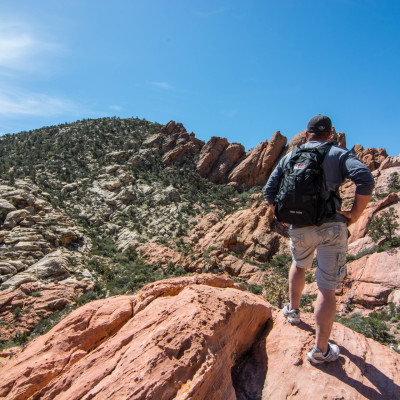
348, 192, 399, 244
193, 200, 287, 262
1, 275, 400, 400
0, 280, 91, 341
0, 275, 271, 400
136, 243, 183, 267
196, 137, 229, 177
258, 312, 400, 400
346, 249, 400, 306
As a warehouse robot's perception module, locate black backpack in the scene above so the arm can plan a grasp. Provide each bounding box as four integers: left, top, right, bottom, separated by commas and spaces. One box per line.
274, 142, 336, 226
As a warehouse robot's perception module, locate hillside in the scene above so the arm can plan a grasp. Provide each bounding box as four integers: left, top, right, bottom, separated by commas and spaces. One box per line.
0, 117, 399, 398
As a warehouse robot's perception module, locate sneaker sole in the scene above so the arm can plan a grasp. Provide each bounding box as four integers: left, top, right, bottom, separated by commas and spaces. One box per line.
307, 355, 325, 364
287, 317, 301, 324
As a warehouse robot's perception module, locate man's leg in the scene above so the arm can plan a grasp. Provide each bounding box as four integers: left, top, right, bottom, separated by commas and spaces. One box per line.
289, 263, 305, 310
314, 287, 336, 353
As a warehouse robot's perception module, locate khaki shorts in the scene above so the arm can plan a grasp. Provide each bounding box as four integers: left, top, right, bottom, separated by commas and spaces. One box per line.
289, 222, 348, 290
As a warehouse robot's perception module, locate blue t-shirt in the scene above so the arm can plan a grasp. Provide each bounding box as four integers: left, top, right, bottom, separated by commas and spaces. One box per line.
263, 141, 375, 225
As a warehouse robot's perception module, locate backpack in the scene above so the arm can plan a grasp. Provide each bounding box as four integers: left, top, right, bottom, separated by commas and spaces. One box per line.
274, 142, 336, 226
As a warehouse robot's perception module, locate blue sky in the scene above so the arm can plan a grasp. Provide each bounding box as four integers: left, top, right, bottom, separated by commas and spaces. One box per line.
1, 0, 399, 155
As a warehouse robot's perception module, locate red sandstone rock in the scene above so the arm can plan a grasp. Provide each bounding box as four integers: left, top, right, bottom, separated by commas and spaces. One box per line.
136, 243, 183, 267
379, 155, 400, 171
337, 131, 347, 148
0, 275, 271, 400
2, 275, 400, 400
256, 311, 400, 399
208, 142, 245, 183
0, 280, 92, 341
287, 129, 307, 151
353, 145, 388, 171
346, 249, 400, 306
191, 201, 288, 263
348, 192, 399, 244
228, 131, 287, 188
196, 137, 229, 177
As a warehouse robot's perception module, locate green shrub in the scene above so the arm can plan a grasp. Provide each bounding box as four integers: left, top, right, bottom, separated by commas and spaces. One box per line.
337, 311, 398, 346
245, 284, 263, 295
367, 207, 399, 244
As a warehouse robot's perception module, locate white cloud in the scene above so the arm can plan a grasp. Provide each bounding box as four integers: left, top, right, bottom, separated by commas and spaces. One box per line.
0, 89, 79, 117
109, 105, 124, 111
150, 81, 175, 90
0, 21, 62, 73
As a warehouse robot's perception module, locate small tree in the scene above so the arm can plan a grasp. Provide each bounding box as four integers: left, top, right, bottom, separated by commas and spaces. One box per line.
388, 172, 400, 193
367, 207, 399, 244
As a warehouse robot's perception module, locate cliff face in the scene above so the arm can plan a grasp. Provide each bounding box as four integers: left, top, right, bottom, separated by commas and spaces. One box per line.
1, 276, 399, 400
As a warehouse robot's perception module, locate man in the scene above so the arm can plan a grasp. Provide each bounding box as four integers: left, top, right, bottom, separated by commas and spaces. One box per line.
264, 115, 375, 364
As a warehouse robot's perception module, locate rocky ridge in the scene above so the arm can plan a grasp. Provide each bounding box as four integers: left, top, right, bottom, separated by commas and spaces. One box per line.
1, 276, 399, 400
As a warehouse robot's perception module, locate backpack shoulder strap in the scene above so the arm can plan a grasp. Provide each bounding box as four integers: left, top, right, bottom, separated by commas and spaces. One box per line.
307, 142, 333, 164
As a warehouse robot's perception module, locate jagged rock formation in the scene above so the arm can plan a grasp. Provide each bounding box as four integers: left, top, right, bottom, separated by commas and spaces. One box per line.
188, 200, 288, 265
353, 144, 388, 171
196, 137, 245, 183
196, 131, 287, 188
1, 276, 399, 400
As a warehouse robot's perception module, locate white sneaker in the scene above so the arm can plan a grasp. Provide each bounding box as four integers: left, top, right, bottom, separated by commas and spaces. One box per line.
307, 343, 340, 364
282, 303, 301, 324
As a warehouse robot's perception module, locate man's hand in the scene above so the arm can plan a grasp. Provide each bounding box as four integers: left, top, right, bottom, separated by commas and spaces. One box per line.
336, 210, 358, 226
337, 193, 371, 226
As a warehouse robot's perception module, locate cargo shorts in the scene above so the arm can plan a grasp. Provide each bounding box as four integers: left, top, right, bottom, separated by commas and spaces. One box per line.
289, 222, 348, 290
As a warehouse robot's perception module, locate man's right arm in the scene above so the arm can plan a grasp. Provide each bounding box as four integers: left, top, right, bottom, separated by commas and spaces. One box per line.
263, 160, 284, 209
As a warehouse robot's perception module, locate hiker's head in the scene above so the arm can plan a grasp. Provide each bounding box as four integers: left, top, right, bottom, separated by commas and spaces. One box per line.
306, 115, 332, 141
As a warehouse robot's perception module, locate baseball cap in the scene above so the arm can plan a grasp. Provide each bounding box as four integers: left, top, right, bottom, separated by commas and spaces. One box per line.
306, 115, 332, 134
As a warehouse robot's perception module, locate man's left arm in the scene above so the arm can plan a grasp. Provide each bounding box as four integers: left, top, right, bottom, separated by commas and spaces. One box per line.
337, 152, 375, 225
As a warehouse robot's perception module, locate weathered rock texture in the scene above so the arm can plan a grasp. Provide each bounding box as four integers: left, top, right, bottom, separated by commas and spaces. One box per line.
0, 275, 271, 400
257, 312, 400, 400
353, 144, 388, 171
185, 200, 290, 278
0, 279, 92, 341
346, 249, 400, 306
196, 131, 287, 188
0, 182, 93, 340
135, 120, 204, 168
1, 276, 399, 400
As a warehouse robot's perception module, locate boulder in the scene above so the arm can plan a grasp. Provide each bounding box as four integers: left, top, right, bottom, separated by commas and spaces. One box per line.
193, 201, 284, 262
208, 142, 245, 183
346, 249, 400, 306
0, 199, 16, 212
352, 145, 388, 171
2, 209, 29, 229
0, 275, 271, 400
0, 280, 92, 341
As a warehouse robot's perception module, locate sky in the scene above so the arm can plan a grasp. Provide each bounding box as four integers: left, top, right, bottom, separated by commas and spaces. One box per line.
0, 0, 399, 155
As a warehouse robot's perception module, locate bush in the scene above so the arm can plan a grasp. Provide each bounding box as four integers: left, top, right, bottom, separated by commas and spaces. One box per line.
367, 207, 399, 245
337, 309, 398, 346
